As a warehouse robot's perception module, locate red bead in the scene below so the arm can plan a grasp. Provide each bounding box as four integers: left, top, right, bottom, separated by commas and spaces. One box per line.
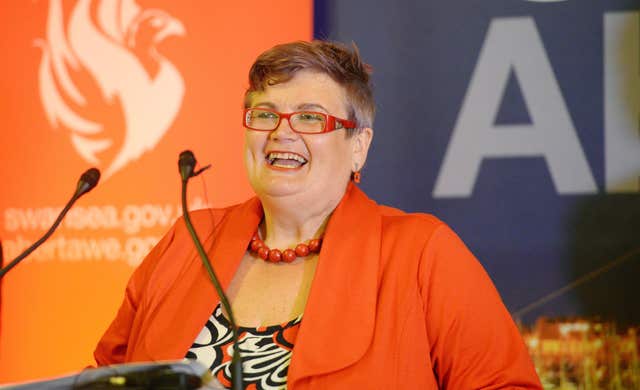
249, 230, 322, 262
257, 246, 269, 260
282, 249, 297, 263
295, 244, 309, 257
268, 249, 282, 263
250, 239, 264, 252
308, 238, 321, 253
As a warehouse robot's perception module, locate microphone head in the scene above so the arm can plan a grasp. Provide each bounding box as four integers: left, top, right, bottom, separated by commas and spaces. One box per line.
76, 168, 101, 197
179, 150, 197, 181
81, 168, 101, 187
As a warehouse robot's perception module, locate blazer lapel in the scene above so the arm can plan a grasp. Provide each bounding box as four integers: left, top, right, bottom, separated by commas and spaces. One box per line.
288, 184, 382, 386
143, 198, 263, 360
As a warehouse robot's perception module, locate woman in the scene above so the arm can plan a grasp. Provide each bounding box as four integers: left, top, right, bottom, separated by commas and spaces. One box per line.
95, 40, 542, 389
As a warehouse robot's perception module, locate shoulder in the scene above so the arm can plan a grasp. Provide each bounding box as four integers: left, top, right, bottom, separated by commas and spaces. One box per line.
374, 202, 478, 279
372, 201, 474, 279
376, 203, 448, 245
187, 204, 241, 230
132, 199, 255, 275
348, 186, 462, 252
176, 199, 254, 238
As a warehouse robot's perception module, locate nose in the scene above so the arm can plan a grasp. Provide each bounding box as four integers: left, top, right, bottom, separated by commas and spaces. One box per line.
270, 116, 298, 141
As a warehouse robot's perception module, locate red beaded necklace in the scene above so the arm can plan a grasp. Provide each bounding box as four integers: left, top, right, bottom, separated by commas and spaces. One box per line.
248, 232, 322, 263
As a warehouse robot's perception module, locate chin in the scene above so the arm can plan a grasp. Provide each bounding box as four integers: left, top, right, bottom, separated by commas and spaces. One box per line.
252, 177, 308, 199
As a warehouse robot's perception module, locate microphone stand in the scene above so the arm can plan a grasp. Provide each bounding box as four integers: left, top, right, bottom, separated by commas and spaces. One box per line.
0, 168, 100, 279
178, 151, 244, 390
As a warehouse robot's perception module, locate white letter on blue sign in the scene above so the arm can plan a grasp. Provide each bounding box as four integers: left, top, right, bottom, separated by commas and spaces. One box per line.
605, 11, 640, 193
433, 17, 597, 198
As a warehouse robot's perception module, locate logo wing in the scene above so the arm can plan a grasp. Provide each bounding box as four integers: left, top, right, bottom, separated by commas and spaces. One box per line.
38, 0, 186, 178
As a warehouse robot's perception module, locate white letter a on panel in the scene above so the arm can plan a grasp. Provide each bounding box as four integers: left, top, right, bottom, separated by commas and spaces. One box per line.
433, 17, 597, 198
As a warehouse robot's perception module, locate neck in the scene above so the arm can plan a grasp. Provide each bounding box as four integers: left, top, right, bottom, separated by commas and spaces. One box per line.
258, 190, 345, 249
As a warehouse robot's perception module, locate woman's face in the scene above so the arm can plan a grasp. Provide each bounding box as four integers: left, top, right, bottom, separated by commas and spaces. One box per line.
244, 70, 370, 208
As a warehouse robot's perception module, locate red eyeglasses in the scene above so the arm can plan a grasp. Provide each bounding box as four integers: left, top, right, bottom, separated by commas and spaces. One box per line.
243, 108, 357, 134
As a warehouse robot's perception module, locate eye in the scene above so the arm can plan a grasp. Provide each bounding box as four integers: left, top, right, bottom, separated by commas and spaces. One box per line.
255, 110, 278, 119
297, 112, 325, 122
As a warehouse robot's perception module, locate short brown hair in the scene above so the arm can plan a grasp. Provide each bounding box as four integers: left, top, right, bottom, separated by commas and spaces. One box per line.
244, 40, 375, 132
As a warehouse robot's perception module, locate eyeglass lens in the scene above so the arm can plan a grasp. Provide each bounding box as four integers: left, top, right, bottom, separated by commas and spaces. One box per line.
246, 109, 327, 133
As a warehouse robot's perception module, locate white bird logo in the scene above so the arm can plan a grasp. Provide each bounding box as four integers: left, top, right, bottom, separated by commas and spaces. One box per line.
36, 0, 186, 179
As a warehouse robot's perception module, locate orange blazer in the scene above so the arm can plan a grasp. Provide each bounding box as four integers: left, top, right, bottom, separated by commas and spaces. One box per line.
95, 184, 542, 389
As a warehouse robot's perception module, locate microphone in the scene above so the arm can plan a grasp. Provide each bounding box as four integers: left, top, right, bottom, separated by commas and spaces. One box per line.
179, 150, 196, 181
179, 150, 211, 182
76, 167, 101, 197
0, 168, 101, 279
177, 150, 243, 389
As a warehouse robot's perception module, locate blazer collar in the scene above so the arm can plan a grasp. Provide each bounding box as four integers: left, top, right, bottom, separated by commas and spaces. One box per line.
288, 184, 381, 386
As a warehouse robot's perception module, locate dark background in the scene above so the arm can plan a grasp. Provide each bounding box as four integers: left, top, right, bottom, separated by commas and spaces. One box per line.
315, 0, 640, 325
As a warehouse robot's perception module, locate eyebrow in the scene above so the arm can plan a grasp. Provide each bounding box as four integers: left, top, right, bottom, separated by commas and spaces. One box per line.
252, 102, 330, 113
296, 103, 329, 113
253, 102, 277, 109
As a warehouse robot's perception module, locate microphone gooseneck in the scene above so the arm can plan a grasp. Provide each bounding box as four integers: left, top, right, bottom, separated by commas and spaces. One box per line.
178, 150, 243, 390
0, 168, 101, 279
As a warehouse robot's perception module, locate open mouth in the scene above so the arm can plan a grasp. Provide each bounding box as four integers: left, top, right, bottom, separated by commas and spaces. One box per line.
265, 152, 308, 169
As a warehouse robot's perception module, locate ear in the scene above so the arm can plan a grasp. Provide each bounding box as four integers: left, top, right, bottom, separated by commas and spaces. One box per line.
351, 127, 374, 171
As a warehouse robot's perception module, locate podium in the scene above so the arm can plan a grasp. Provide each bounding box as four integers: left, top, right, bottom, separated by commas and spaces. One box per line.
0, 360, 224, 389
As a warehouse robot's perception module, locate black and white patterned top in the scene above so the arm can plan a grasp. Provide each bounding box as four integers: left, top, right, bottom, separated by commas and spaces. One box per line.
186, 303, 302, 390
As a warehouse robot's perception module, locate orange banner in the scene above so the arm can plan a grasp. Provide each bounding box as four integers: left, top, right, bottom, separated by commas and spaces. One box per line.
0, 0, 312, 382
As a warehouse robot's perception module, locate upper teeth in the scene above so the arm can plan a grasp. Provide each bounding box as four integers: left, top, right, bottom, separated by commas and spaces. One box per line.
267, 152, 307, 164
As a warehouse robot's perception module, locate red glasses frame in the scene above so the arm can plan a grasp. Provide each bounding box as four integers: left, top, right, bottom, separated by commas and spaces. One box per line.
243, 108, 357, 134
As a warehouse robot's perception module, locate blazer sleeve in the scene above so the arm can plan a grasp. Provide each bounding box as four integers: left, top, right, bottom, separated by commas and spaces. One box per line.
93, 222, 178, 366
418, 224, 542, 389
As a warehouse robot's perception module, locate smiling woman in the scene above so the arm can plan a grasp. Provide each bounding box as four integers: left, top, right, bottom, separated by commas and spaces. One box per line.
94, 40, 543, 389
